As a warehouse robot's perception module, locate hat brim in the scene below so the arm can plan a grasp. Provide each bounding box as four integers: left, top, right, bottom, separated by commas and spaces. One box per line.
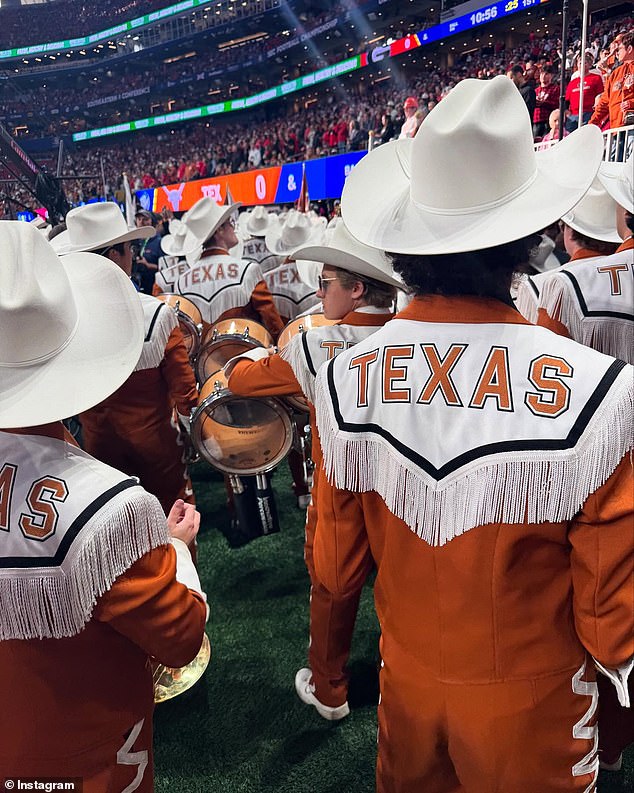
245, 216, 279, 237
0, 252, 144, 428
65, 225, 156, 254
295, 259, 323, 290
560, 213, 622, 243
265, 226, 323, 255
291, 243, 405, 290
598, 162, 634, 214
161, 233, 201, 258
342, 125, 605, 254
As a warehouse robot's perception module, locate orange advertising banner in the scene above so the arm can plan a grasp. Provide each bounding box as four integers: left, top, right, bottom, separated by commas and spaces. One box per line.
153, 166, 283, 213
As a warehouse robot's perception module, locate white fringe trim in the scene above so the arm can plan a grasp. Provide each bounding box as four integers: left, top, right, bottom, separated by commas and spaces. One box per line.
279, 334, 316, 404
540, 278, 634, 363
0, 486, 170, 640
315, 367, 633, 546
514, 276, 540, 323
134, 304, 178, 372
200, 262, 266, 321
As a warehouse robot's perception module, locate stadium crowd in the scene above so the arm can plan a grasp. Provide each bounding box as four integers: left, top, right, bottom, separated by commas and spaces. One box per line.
54, 12, 634, 208
1, 9, 631, 215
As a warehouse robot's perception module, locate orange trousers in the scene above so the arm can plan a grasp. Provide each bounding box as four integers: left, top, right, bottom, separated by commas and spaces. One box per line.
304, 501, 369, 708
84, 716, 154, 793
377, 644, 599, 793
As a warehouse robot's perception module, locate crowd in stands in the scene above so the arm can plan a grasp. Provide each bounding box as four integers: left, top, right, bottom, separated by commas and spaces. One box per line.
0, 0, 169, 49
2, 9, 632, 214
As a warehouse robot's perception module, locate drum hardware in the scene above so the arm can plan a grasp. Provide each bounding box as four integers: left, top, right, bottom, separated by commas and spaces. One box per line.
299, 423, 315, 489
153, 632, 211, 703
228, 474, 245, 494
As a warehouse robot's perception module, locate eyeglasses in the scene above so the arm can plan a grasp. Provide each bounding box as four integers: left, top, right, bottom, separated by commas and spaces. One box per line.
317, 276, 338, 291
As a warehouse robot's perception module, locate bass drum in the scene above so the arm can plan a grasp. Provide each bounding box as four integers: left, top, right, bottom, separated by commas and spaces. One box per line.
156, 294, 203, 361
196, 318, 273, 385
191, 370, 293, 476
277, 313, 337, 411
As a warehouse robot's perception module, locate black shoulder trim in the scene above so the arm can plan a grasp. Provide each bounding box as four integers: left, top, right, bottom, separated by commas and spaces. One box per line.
1, 478, 139, 569
561, 271, 634, 321
327, 358, 627, 481
302, 331, 316, 376
145, 304, 164, 342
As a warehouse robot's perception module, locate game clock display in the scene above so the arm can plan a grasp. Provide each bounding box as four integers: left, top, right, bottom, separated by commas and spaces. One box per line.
419, 0, 548, 47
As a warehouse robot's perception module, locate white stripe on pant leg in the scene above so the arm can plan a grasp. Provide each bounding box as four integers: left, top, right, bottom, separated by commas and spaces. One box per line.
571, 660, 599, 793
117, 718, 149, 793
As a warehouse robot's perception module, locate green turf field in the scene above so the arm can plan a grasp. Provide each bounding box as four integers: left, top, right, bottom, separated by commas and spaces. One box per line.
154, 463, 633, 793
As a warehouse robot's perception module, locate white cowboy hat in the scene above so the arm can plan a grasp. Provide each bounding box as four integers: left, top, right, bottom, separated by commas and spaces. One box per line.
291, 219, 404, 290
341, 76, 604, 254
0, 222, 144, 428
265, 210, 323, 255
598, 156, 634, 214
184, 196, 242, 248
244, 205, 279, 237
560, 177, 621, 243
161, 217, 200, 258
63, 202, 155, 254
49, 228, 71, 255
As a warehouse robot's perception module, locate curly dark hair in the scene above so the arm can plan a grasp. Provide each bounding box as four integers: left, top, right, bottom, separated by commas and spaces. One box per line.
388, 235, 539, 304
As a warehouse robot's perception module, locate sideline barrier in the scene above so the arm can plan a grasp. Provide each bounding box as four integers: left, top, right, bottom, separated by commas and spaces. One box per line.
139, 126, 633, 212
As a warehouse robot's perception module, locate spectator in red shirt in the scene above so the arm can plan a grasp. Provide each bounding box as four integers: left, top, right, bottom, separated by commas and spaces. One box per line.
533, 65, 560, 138
565, 51, 604, 133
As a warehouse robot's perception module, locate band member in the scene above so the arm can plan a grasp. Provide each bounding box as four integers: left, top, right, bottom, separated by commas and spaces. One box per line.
534, 172, 632, 362
0, 222, 206, 791
241, 205, 284, 274
539, 156, 634, 770
153, 217, 194, 295
60, 203, 199, 518
175, 197, 284, 338
515, 179, 620, 324
313, 77, 633, 791
225, 221, 402, 719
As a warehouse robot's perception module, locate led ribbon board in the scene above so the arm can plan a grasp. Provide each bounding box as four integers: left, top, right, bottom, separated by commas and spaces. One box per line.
72, 56, 363, 141
0, 1, 238, 60
73, 0, 548, 143
142, 150, 368, 210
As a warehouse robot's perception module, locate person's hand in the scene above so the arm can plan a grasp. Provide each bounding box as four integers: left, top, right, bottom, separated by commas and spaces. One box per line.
167, 499, 200, 546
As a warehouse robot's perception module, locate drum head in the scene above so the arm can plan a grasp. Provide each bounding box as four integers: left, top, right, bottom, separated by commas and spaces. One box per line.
196, 337, 260, 384
192, 375, 293, 475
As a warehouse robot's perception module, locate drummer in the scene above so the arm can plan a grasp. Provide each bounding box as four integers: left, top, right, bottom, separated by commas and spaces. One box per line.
262, 210, 323, 324
241, 205, 285, 274
58, 203, 200, 523
224, 220, 403, 720
153, 216, 194, 295
174, 197, 284, 339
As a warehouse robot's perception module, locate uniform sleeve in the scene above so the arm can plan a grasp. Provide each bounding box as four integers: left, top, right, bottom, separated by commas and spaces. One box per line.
159, 326, 199, 416
313, 472, 374, 596
589, 75, 610, 126
569, 455, 634, 669
535, 307, 571, 338
249, 280, 285, 338
93, 543, 207, 668
535, 275, 572, 338
227, 355, 303, 398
